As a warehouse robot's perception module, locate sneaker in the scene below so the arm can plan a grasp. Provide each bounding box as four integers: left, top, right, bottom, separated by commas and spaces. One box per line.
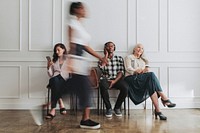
114, 108, 122, 117
80, 119, 101, 129
105, 108, 112, 118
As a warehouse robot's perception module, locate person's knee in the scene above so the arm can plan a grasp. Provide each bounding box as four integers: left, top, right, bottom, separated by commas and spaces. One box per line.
49, 77, 62, 90
148, 72, 155, 76
99, 79, 109, 90
49, 77, 59, 84
123, 85, 129, 94
119, 83, 129, 94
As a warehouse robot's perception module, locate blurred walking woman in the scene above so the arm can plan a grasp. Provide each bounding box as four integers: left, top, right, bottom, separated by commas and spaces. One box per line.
67, 2, 106, 129
124, 43, 176, 120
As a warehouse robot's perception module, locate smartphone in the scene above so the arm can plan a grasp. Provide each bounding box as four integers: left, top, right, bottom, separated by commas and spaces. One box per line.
46, 56, 51, 62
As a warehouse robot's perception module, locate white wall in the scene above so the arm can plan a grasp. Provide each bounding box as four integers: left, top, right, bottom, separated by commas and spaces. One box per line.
0, 0, 200, 109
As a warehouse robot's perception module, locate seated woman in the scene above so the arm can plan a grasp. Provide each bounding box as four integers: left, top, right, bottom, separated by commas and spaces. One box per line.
124, 43, 176, 120
46, 43, 69, 119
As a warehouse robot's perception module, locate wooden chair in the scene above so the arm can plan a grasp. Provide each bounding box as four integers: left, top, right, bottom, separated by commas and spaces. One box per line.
89, 67, 101, 115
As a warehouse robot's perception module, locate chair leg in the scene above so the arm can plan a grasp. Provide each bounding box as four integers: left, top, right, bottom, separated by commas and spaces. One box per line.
144, 99, 147, 109
76, 94, 78, 112
128, 95, 130, 116
152, 101, 154, 115
124, 98, 126, 115
70, 94, 77, 115
70, 94, 74, 114
100, 94, 105, 115
101, 98, 103, 115
97, 88, 100, 115
47, 88, 50, 115
144, 98, 154, 115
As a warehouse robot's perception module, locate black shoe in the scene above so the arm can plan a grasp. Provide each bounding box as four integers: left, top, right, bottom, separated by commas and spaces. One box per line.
45, 113, 55, 120
80, 119, 101, 129
60, 108, 67, 115
154, 110, 167, 120
105, 108, 112, 118
114, 108, 122, 117
161, 99, 176, 108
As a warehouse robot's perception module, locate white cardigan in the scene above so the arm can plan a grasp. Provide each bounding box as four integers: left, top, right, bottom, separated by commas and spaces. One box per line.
47, 58, 69, 80
124, 54, 147, 76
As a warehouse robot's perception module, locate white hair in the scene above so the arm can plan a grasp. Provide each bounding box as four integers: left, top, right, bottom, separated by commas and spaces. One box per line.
133, 43, 149, 65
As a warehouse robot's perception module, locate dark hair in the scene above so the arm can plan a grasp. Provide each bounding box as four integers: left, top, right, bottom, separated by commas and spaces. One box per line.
104, 41, 116, 51
69, 2, 83, 15
52, 43, 67, 63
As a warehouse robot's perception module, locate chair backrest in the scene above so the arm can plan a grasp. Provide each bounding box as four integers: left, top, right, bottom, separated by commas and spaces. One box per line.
89, 67, 101, 89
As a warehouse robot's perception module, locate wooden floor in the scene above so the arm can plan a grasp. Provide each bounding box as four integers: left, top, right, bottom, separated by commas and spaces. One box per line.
0, 109, 200, 133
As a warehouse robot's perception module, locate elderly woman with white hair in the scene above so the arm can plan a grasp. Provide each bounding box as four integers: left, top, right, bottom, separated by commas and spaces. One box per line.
124, 43, 176, 120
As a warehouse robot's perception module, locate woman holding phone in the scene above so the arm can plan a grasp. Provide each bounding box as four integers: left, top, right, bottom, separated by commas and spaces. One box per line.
46, 43, 69, 119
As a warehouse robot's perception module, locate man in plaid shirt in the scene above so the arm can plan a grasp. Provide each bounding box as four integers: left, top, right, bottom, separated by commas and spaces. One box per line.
98, 41, 129, 118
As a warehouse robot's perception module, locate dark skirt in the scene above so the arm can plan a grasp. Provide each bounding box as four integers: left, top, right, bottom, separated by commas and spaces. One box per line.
64, 74, 92, 109
65, 43, 92, 108
124, 72, 163, 105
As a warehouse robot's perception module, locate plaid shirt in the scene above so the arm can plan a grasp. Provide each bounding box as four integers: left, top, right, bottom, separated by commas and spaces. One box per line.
99, 55, 125, 80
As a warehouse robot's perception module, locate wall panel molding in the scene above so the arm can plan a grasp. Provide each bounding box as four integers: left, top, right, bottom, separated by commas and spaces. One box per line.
167, 0, 200, 52
0, 0, 21, 51
62, 0, 129, 52
168, 66, 200, 98
28, 65, 48, 99
28, 0, 54, 52
0, 65, 21, 98
136, 0, 160, 52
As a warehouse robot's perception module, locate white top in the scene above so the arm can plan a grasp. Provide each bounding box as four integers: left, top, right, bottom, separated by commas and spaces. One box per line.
124, 54, 148, 76
47, 58, 69, 80
67, 54, 91, 75
68, 16, 91, 45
